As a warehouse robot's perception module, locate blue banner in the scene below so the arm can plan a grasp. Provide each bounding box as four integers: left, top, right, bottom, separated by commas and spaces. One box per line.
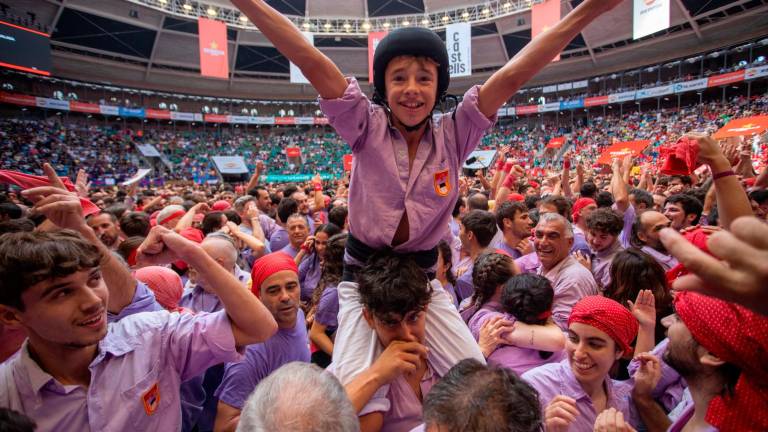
118, 107, 146, 118
560, 99, 584, 110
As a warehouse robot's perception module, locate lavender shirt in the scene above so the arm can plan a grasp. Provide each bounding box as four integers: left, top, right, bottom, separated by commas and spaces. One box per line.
591, 240, 624, 291
454, 266, 474, 303
494, 238, 523, 259
107, 282, 164, 323
614, 203, 636, 249
280, 243, 300, 259
538, 255, 598, 330
298, 253, 322, 302
627, 338, 687, 413
522, 360, 635, 431
319, 77, 495, 254
314, 284, 340, 330
641, 245, 679, 272
667, 401, 718, 432
180, 267, 250, 313
269, 226, 289, 252
0, 311, 241, 432
214, 310, 310, 409
467, 302, 565, 375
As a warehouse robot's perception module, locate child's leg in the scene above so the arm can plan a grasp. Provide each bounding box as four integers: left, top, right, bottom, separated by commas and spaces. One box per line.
332, 279, 485, 386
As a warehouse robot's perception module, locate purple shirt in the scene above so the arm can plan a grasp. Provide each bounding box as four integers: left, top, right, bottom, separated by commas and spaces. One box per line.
214, 310, 310, 409
627, 338, 687, 412
314, 284, 340, 330
493, 238, 523, 259
522, 360, 635, 431
641, 245, 679, 272
515, 252, 541, 274
454, 265, 474, 302
591, 240, 624, 291
467, 302, 565, 375
538, 255, 598, 330
107, 282, 163, 323
269, 226, 289, 252
280, 243, 300, 259
298, 253, 322, 302
0, 311, 241, 432
614, 203, 636, 249
258, 214, 278, 240
319, 77, 495, 254
667, 401, 718, 432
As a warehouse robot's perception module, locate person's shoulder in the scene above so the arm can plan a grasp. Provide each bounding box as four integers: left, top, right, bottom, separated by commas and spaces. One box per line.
107, 309, 175, 338
521, 360, 566, 383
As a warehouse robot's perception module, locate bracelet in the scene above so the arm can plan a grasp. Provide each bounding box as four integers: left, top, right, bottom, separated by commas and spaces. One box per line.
712, 169, 736, 180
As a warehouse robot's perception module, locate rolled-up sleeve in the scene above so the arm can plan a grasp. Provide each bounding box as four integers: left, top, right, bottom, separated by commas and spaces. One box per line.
319, 77, 373, 152
453, 85, 496, 162
108, 282, 164, 323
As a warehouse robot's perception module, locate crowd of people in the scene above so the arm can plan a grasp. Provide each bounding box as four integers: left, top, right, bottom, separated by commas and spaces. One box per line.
1, 0, 768, 431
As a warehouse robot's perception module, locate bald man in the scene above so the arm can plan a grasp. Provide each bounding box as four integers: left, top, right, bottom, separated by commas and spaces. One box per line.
630, 211, 679, 272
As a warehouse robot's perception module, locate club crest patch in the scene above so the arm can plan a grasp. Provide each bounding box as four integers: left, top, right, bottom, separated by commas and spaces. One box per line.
142, 382, 161, 416
433, 169, 451, 197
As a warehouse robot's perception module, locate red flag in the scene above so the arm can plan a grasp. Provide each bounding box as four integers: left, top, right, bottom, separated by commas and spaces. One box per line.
368, 31, 388, 83
343, 154, 353, 171
198, 18, 229, 79
532, 0, 561, 62
546, 137, 565, 149
713, 115, 768, 139
286, 147, 301, 158
596, 141, 651, 165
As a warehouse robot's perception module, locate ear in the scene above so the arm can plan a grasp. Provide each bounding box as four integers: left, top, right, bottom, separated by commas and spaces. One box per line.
0, 304, 24, 329
685, 213, 697, 225
699, 350, 726, 368
362, 308, 375, 329
503, 218, 513, 230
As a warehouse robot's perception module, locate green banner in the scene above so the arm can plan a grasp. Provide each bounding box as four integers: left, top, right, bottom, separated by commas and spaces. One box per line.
264, 173, 339, 183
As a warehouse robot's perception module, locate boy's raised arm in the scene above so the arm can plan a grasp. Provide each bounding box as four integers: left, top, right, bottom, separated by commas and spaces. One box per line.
232, 0, 348, 99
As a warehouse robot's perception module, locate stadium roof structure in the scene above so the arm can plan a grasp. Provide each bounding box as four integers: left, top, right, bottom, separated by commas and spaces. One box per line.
5, 0, 768, 99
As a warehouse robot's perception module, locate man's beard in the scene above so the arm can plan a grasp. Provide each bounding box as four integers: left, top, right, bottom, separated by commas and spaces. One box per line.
663, 341, 699, 379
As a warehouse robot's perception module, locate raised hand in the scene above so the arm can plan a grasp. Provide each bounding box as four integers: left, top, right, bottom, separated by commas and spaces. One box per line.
22, 163, 87, 231
573, 250, 592, 270
632, 353, 662, 398
593, 408, 637, 432
75, 168, 90, 198
628, 289, 656, 329
136, 225, 199, 266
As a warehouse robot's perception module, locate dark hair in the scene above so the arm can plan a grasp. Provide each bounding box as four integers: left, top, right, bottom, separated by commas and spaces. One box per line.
467, 193, 489, 212
580, 182, 597, 199
119, 211, 150, 237
452, 196, 466, 218
358, 251, 432, 320
201, 211, 226, 235
524, 194, 541, 211
595, 191, 615, 208
585, 207, 624, 236
665, 194, 703, 224
670, 174, 693, 186
495, 201, 527, 231
311, 233, 348, 307
437, 240, 456, 287
0, 408, 36, 432
605, 248, 673, 343
116, 236, 145, 264
282, 184, 299, 199
630, 188, 654, 210
750, 189, 768, 205
0, 230, 103, 311
460, 210, 497, 247
540, 195, 570, 218
501, 274, 555, 359
102, 205, 128, 221
316, 223, 342, 238
328, 205, 348, 229
0, 203, 22, 220
277, 198, 299, 224
470, 253, 515, 311
0, 218, 35, 235
422, 359, 542, 432
223, 210, 242, 225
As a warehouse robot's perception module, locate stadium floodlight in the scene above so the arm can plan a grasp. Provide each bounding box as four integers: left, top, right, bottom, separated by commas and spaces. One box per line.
383, 22, 390, 28
239, 15, 248, 22
442, 15, 450, 22
421, 18, 429, 25
362, 22, 371, 30
182, 3, 192, 11
206, 7, 216, 16
159, 0, 167, 4
343, 22, 351, 31
323, 22, 331, 29
401, 20, 409, 26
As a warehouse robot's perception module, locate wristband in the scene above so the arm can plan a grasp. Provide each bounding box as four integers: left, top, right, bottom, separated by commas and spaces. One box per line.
313, 182, 322, 191
502, 173, 518, 189
712, 169, 736, 180
496, 158, 505, 171
503, 162, 513, 173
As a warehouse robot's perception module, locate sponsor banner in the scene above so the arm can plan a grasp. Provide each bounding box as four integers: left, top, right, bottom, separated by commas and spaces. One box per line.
497, 108, 508, 117
249, 116, 275, 125
35, 97, 70, 110
204, 114, 229, 123
538, 102, 561, 113
265, 173, 337, 183
228, 115, 250, 124
546, 137, 566, 149
211, 156, 248, 174
516, 105, 538, 115
745, 65, 768, 80
275, 117, 295, 125
633, 0, 670, 40
294, 117, 315, 125
463, 150, 497, 170
343, 154, 353, 171
193, 113, 203, 122
367, 31, 388, 83
286, 147, 301, 158
0, 91, 36, 106
573, 80, 589, 89
673, 78, 708, 94
446, 23, 471, 78
707, 70, 745, 87
121, 168, 152, 186
713, 115, 768, 139
597, 140, 651, 165
584, 95, 609, 107
543, 85, 558, 93
198, 18, 229, 79
290, 32, 313, 84
636, 85, 672, 99
506, 107, 516, 116
532, 0, 561, 61
608, 91, 636, 103
314, 117, 329, 125
118, 107, 145, 118
170, 111, 195, 121
560, 99, 584, 110
145, 109, 171, 120
136, 144, 161, 157
557, 82, 573, 91
69, 101, 101, 113
99, 105, 119, 116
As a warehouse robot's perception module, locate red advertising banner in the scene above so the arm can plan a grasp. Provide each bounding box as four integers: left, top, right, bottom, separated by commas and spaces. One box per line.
314, 117, 329, 125
584, 95, 609, 107
368, 31, 388, 83
286, 147, 301, 158
343, 154, 353, 171
146, 109, 172, 120
275, 117, 295, 125
597, 140, 651, 165
0, 91, 36, 106
532, 0, 561, 61
69, 101, 101, 113
546, 137, 565, 149
516, 105, 539, 115
707, 70, 745, 88
204, 114, 229, 123
713, 115, 768, 139
198, 18, 229, 79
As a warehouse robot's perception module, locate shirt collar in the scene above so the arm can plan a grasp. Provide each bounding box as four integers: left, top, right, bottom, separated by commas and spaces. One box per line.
541, 254, 576, 279
556, 360, 618, 405
596, 240, 622, 259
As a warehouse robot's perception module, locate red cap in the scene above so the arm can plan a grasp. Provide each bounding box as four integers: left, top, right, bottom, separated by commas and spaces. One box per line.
212, 200, 231, 211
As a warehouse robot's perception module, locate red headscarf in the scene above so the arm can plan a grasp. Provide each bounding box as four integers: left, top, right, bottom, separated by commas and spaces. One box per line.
571, 198, 596, 223
134, 266, 188, 313
250, 252, 298, 298
568, 296, 638, 354
674, 291, 768, 431
212, 200, 231, 211
508, 193, 525, 202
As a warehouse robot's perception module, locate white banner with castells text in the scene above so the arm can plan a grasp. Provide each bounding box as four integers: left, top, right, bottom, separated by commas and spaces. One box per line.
446, 23, 471, 78
633, 0, 670, 40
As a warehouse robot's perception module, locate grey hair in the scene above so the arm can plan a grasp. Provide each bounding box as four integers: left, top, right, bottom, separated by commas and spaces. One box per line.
233, 195, 255, 213
537, 212, 574, 239
236, 362, 359, 432
202, 233, 239, 264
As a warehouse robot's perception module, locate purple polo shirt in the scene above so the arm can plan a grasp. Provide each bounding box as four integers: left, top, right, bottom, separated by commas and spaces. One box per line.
467, 302, 565, 375
668, 402, 718, 432
319, 77, 495, 254
537, 255, 598, 330
614, 203, 636, 249
179, 268, 250, 314
494, 238, 523, 259
591, 240, 624, 291
269, 226, 289, 252
314, 284, 340, 330
0, 311, 241, 432
214, 310, 310, 410
522, 360, 635, 431
627, 338, 687, 413
641, 245, 679, 272
454, 266, 474, 303
258, 214, 278, 240
515, 252, 541, 274
107, 282, 164, 323
298, 253, 322, 302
